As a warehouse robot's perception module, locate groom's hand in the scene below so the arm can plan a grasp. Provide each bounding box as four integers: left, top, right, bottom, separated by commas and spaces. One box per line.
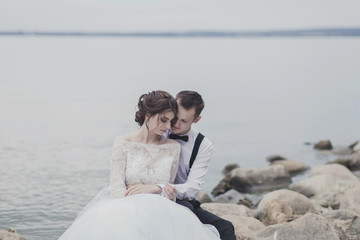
164, 183, 177, 201
125, 184, 162, 196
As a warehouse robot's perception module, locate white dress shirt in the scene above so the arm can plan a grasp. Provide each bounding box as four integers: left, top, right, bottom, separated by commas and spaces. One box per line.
171, 128, 214, 200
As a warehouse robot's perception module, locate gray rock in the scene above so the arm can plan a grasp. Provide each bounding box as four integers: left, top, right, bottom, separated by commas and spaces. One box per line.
213, 189, 245, 203
0, 228, 25, 240
353, 171, 360, 179
314, 140, 333, 150
331, 147, 353, 156
238, 197, 254, 209
330, 158, 355, 170
256, 189, 317, 220
349, 141, 360, 151
255, 213, 340, 240
330, 152, 360, 171
211, 176, 231, 197
311, 191, 340, 209
229, 165, 292, 193
195, 191, 213, 204
322, 209, 360, 240
271, 159, 310, 175
348, 151, 360, 170
221, 163, 240, 176
353, 142, 360, 152
266, 155, 286, 163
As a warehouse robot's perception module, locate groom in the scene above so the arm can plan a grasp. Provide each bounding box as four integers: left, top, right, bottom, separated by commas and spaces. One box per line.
163, 90, 236, 240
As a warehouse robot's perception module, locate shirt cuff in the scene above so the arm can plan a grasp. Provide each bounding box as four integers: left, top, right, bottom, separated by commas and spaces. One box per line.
156, 184, 177, 201
156, 184, 167, 197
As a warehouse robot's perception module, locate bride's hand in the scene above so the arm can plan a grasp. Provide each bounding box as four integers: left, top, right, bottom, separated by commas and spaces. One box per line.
164, 183, 177, 201
125, 184, 162, 196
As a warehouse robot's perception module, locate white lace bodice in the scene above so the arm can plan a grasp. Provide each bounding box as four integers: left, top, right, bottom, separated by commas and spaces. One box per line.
109, 136, 181, 198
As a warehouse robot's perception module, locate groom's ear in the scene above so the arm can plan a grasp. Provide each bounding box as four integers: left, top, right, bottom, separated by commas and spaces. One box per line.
193, 116, 201, 123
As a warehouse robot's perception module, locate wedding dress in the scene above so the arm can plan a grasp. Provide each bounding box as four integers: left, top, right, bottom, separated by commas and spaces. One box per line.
59, 137, 220, 240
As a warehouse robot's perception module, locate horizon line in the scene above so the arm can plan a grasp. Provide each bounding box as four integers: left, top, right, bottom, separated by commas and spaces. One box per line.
1, 28, 360, 37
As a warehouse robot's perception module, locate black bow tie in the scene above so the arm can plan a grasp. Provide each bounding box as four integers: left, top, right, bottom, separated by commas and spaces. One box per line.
169, 133, 189, 142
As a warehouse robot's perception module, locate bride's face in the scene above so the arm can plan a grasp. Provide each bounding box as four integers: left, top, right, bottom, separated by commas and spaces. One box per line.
147, 111, 175, 136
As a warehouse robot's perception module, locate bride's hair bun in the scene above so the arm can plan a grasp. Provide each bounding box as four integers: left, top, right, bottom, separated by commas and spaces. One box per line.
135, 90, 177, 126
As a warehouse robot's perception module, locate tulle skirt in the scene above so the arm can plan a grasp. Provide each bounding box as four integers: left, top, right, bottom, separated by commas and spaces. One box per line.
59, 193, 220, 240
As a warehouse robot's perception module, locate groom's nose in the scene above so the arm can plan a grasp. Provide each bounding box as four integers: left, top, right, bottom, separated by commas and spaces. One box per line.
173, 119, 180, 128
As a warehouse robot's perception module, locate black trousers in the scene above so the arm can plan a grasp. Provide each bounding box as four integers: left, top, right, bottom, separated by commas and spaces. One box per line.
176, 199, 236, 240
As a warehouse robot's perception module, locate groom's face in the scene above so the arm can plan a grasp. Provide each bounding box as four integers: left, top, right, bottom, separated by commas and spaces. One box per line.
171, 101, 201, 135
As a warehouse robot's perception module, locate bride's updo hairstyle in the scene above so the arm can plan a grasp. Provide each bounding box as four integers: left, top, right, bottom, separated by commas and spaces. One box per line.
135, 90, 177, 126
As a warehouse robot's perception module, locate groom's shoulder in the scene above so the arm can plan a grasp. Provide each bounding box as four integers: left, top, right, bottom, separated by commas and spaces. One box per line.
191, 128, 213, 150
201, 135, 213, 151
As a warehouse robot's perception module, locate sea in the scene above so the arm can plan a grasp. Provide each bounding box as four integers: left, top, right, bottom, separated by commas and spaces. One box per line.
0, 34, 359, 239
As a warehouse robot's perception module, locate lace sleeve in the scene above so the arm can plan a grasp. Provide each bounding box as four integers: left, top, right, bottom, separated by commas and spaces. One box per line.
109, 137, 127, 198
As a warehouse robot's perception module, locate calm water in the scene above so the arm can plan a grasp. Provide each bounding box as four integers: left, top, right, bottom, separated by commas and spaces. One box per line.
0, 36, 359, 239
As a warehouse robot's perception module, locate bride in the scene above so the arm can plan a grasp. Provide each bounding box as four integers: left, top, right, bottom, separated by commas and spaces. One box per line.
59, 90, 220, 240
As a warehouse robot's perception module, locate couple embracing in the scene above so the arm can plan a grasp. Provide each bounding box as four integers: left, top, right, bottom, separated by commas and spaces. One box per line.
59, 90, 236, 240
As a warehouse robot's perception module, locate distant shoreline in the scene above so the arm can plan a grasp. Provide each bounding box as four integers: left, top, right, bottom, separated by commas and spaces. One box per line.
1, 28, 360, 38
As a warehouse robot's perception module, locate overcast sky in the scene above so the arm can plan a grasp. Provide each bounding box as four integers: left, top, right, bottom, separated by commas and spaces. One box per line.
1, 0, 360, 31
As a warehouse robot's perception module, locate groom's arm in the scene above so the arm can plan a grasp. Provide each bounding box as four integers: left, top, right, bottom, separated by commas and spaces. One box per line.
171, 140, 213, 200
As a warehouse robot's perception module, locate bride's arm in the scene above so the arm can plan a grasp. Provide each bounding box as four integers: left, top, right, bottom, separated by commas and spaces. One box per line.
109, 138, 127, 198
157, 143, 181, 200
126, 143, 180, 199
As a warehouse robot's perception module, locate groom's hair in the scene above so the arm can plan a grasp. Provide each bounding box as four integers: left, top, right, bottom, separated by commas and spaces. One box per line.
176, 91, 204, 118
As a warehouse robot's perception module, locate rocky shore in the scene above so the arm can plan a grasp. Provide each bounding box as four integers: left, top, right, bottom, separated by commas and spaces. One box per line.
2, 140, 359, 240
197, 140, 360, 240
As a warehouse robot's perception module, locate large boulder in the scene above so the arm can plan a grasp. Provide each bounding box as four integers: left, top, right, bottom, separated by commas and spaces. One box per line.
255, 213, 340, 240
201, 202, 254, 218
270, 159, 310, 175
314, 140, 333, 150
256, 189, 317, 220
339, 184, 360, 215
290, 164, 359, 209
290, 174, 347, 198
322, 209, 360, 240
221, 215, 265, 240
228, 165, 292, 193
0, 228, 25, 240
309, 164, 359, 183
